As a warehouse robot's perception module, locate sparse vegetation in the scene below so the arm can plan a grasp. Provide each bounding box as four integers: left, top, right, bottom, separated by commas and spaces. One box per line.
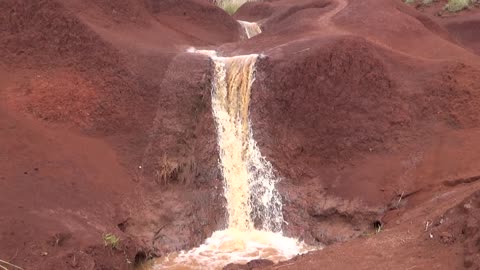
155, 153, 197, 186
156, 154, 178, 186
444, 0, 472, 12
361, 221, 384, 237
404, 0, 478, 11
103, 233, 121, 250
213, 0, 255, 15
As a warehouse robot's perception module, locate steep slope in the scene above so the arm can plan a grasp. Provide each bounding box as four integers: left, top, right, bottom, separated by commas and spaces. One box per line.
0, 0, 241, 269
220, 0, 480, 268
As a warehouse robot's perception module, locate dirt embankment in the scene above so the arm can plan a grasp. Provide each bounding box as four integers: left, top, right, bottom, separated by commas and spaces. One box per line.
228, 0, 480, 267
1, 0, 240, 269
2, 0, 480, 269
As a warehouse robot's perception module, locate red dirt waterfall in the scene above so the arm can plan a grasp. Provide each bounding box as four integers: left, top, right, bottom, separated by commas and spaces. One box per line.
152, 52, 312, 269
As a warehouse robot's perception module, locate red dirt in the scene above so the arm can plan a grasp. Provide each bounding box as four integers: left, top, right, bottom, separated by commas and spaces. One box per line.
1, 0, 231, 269
2, 0, 480, 269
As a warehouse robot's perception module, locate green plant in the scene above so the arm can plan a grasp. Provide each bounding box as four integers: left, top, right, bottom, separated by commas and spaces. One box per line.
103, 233, 121, 250
444, 0, 471, 12
213, 0, 255, 15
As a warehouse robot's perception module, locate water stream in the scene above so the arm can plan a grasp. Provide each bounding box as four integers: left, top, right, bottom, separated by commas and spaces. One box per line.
238, 20, 262, 39
151, 50, 312, 270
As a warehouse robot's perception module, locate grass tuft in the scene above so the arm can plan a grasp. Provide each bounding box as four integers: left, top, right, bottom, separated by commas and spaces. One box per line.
213, 0, 255, 15
444, 0, 471, 12
103, 233, 121, 250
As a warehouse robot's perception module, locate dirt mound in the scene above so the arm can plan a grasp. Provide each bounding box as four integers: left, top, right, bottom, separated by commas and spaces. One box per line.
252, 35, 480, 170
240, 0, 480, 247
253, 36, 399, 166
250, 36, 405, 243
2, 0, 158, 133
1, 0, 106, 67
2, 0, 242, 132
66, 0, 242, 47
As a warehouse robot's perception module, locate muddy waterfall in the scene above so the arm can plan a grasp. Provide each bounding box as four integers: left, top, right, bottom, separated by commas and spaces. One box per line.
153, 53, 311, 269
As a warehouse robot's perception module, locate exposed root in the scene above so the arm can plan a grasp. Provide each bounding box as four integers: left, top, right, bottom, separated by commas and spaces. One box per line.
0, 259, 24, 270
396, 191, 405, 209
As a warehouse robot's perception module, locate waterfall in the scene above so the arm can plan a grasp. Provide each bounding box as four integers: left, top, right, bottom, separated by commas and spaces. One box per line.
211, 54, 283, 232
238, 20, 262, 39
153, 50, 311, 270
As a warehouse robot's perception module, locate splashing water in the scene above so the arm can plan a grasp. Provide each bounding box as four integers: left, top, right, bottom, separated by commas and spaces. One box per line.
153, 50, 313, 270
238, 20, 262, 39
155, 229, 310, 270
211, 53, 285, 232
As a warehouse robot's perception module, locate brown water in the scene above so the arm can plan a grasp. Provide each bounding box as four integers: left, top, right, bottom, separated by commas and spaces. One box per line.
152, 50, 315, 270
238, 20, 262, 39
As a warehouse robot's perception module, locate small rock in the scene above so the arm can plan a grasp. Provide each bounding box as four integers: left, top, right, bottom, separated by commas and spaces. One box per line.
223, 259, 274, 270
247, 259, 274, 268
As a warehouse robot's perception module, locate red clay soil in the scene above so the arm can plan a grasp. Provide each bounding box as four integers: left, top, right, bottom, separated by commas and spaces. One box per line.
235, 0, 480, 268
2, 0, 480, 269
1, 0, 233, 269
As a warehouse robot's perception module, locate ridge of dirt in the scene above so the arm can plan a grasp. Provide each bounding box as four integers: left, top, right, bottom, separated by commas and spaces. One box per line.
1, 0, 235, 269
249, 33, 480, 246
223, 0, 480, 269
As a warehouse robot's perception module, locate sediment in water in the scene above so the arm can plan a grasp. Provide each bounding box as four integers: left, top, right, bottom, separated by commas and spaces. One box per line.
238, 20, 262, 39
152, 50, 313, 270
